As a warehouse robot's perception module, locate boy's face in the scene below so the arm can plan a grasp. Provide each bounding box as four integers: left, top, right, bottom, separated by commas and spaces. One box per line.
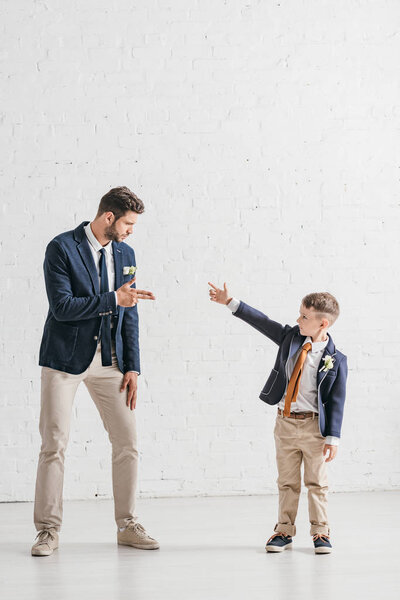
296, 304, 329, 338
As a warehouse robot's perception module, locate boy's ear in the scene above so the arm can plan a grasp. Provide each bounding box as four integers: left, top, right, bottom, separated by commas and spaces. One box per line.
321, 317, 330, 329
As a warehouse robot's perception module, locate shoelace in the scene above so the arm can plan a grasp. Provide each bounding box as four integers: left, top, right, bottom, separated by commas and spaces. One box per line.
126, 522, 156, 541
267, 532, 291, 544
313, 534, 330, 542
35, 529, 56, 546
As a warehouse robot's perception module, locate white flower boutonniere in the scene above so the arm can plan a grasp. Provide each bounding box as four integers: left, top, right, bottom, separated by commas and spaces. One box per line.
123, 266, 137, 276
319, 355, 335, 373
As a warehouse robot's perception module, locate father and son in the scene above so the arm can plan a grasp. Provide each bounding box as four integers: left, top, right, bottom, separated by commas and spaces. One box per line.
31, 186, 348, 557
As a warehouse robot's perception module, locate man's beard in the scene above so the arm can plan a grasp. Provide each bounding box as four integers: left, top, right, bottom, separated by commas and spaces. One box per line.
104, 222, 122, 243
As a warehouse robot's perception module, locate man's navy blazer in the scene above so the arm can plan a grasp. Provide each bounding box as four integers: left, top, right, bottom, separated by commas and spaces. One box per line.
233, 301, 348, 438
39, 221, 140, 375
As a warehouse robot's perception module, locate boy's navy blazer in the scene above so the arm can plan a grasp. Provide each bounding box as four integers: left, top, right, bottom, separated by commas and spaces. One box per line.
39, 221, 140, 375
233, 301, 348, 438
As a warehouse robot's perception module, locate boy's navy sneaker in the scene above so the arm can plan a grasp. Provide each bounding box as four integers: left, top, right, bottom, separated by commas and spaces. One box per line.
265, 532, 293, 553
313, 534, 332, 554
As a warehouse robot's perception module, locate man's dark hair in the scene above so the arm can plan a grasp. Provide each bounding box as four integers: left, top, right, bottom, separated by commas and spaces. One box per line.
97, 186, 145, 220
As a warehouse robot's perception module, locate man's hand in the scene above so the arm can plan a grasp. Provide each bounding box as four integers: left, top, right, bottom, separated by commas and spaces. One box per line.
208, 281, 232, 305
116, 277, 155, 307
323, 444, 337, 462
121, 372, 138, 410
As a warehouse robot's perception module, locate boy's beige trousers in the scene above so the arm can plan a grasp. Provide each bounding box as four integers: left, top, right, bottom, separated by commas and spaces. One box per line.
274, 412, 329, 537
34, 343, 138, 532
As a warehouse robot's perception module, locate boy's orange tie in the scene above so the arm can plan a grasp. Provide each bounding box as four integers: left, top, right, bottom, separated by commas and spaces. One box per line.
283, 342, 312, 416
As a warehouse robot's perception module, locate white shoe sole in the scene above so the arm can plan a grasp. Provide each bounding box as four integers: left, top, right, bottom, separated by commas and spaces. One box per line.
31, 546, 58, 556
265, 543, 292, 553
314, 546, 332, 554
118, 540, 160, 550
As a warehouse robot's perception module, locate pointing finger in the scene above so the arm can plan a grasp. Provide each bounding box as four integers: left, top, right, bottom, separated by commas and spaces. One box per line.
136, 290, 155, 299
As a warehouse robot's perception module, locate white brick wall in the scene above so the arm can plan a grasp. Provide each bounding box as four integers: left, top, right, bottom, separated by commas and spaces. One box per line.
1, 1, 400, 501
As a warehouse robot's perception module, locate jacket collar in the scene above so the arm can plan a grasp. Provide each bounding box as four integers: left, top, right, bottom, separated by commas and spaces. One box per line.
75, 222, 99, 294
73, 221, 89, 243
289, 327, 305, 359
290, 326, 336, 356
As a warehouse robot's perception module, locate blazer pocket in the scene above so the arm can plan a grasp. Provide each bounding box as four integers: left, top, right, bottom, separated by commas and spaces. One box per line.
262, 369, 279, 395
48, 322, 79, 363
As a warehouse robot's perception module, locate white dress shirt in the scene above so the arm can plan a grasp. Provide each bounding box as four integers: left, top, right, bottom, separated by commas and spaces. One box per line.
84, 223, 137, 375
84, 223, 117, 304
227, 298, 339, 445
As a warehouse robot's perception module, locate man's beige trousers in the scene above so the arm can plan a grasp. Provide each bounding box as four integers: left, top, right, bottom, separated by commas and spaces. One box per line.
273, 413, 329, 537
34, 343, 138, 532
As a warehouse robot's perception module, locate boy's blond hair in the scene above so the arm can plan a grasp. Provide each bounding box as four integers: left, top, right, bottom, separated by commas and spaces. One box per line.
302, 292, 340, 325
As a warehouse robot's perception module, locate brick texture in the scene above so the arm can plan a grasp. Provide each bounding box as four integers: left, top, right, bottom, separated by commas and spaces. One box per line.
1, 1, 399, 501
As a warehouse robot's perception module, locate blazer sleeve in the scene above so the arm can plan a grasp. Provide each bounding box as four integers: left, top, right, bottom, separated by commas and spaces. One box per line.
233, 301, 293, 346
121, 249, 140, 374
324, 356, 348, 438
44, 240, 117, 322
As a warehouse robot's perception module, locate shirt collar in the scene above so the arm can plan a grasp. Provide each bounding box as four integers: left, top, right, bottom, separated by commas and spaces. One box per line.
84, 222, 113, 255
303, 335, 329, 353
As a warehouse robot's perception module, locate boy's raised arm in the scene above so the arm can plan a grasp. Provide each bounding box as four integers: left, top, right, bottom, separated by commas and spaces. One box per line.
208, 281, 292, 346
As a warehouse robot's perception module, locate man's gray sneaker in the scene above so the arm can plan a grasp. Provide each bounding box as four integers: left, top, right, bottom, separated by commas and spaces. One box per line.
31, 528, 59, 556
117, 522, 159, 550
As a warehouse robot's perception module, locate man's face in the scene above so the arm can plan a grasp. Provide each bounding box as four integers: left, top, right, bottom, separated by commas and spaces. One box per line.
104, 210, 138, 243
296, 304, 327, 338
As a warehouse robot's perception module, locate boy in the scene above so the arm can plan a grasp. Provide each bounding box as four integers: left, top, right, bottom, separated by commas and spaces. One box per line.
208, 282, 348, 554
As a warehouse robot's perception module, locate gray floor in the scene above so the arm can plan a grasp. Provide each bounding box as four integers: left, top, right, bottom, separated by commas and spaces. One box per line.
0, 491, 398, 600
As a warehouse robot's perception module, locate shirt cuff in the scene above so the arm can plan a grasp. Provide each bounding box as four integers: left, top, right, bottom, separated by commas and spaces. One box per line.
325, 436, 339, 446
227, 297, 240, 313
126, 371, 139, 374
114, 291, 118, 306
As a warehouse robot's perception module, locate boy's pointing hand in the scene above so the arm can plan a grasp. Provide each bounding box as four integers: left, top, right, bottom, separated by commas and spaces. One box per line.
208, 281, 232, 306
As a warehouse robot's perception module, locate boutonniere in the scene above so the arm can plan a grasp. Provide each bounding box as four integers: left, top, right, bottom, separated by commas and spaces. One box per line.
319, 355, 335, 373
123, 266, 137, 276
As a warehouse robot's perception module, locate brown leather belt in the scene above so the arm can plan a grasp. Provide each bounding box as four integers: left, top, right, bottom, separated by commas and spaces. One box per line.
277, 408, 318, 420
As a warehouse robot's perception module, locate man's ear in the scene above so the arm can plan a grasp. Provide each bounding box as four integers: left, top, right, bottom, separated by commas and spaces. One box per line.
105, 211, 115, 224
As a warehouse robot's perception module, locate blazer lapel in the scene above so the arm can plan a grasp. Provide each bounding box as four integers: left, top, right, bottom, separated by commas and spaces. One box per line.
112, 242, 123, 290
77, 239, 100, 294
317, 335, 336, 386
289, 331, 305, 359
74, 222, 100, 294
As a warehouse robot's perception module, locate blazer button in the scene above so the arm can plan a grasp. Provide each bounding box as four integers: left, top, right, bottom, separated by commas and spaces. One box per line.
94, 336, 98, 340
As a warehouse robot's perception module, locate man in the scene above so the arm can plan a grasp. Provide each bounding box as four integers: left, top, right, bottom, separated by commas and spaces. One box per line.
32, 186, 159, 556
